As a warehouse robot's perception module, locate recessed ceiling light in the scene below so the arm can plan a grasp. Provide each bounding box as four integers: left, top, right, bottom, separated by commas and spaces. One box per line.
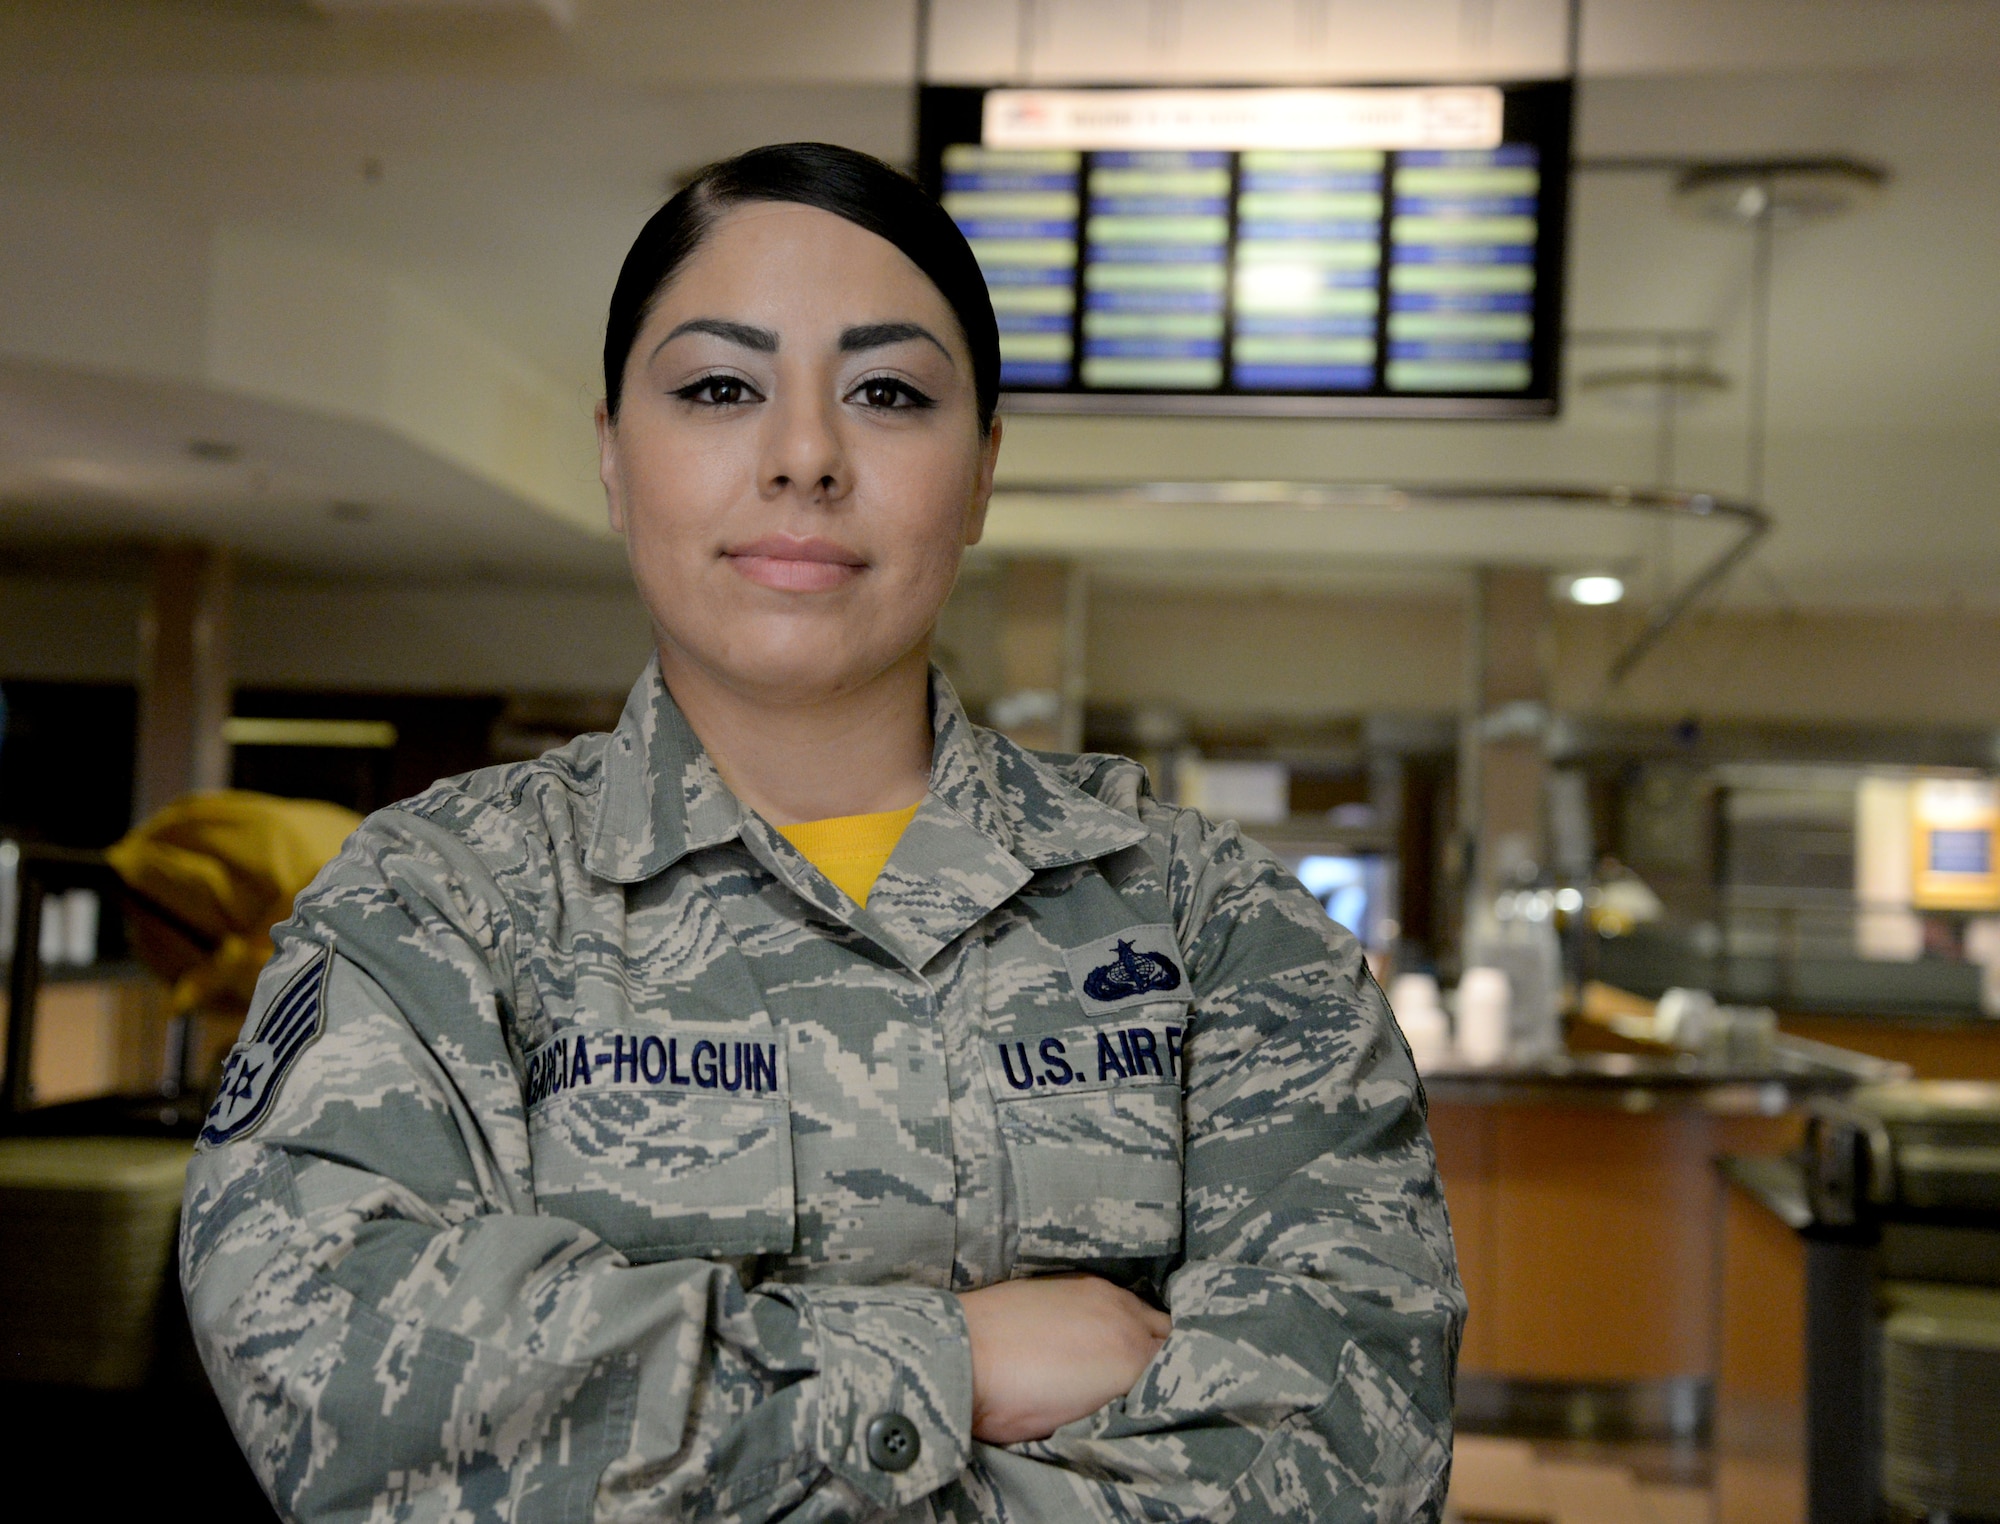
186, 439, 242, 463
1567, 574, 1625, 606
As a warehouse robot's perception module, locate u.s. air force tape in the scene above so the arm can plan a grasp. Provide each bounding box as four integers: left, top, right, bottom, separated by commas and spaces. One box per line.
985, 1016, 1186, 1101
523, 1027, 784, 1108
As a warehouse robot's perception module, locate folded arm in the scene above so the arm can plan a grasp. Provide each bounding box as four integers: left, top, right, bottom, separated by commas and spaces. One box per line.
954, 807, 1465, 1523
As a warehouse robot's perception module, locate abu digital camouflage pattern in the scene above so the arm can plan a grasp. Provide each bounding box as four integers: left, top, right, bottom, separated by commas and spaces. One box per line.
181, 658, 1464, 1523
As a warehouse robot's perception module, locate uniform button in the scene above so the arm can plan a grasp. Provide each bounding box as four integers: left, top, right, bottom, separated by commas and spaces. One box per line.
865, 1412, 921, 1472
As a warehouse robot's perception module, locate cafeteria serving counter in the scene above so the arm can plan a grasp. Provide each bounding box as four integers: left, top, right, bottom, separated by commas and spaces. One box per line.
1425, 1032, 1907, 1442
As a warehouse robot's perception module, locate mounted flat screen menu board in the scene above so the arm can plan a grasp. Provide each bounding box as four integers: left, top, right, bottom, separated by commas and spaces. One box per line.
917, 82, 1571, 417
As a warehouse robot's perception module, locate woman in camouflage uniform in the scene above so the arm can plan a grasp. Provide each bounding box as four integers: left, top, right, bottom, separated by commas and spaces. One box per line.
182, 142, 1464, 1524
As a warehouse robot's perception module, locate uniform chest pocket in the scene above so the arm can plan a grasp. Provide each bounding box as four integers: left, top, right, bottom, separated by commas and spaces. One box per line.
525, 1025, 795, 1263
985, 1012, 1187, 1269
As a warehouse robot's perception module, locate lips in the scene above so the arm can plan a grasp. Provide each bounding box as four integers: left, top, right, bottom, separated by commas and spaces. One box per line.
722, 534, 868, 593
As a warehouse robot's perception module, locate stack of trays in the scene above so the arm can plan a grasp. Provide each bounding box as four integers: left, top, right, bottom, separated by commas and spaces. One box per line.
0, 1136, 192, 1388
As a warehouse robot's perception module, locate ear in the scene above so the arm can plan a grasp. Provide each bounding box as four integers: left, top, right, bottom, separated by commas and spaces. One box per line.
596, 401, 627, 535
963, 418, 1001, 547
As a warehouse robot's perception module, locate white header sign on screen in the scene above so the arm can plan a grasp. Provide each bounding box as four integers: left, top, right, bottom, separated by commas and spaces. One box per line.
983, 87, 1504, 152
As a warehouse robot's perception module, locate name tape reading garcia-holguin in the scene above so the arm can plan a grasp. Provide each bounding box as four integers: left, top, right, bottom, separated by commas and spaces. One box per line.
525, 1029, 781, 1107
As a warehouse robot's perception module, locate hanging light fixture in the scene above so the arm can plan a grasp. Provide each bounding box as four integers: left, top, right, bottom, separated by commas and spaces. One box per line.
1671, 157, 1888, 227
1668, 157, 1888, 513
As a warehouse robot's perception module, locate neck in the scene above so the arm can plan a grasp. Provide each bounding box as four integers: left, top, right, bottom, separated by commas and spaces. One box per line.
658, 643, 935, 827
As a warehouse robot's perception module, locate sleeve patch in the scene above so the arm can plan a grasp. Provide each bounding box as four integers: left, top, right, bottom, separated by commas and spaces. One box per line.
199, 948, 332, 1148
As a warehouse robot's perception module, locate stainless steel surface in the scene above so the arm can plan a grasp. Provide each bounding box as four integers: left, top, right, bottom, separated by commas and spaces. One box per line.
1720, 1153, 1813, 1229
1809, 1081, 2000, 1220
1735, 1086, 2000, 1524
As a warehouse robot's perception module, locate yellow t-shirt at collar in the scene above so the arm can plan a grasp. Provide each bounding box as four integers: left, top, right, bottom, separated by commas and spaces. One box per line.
775, 801, 921, 908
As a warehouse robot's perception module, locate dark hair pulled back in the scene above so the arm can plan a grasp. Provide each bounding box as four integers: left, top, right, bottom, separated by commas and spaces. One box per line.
602, 142, 999, 432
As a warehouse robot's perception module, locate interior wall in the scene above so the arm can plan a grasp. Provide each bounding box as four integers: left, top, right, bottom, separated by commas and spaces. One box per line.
1086, 588, 1470, 720
0, 566, 1004, 705
0, 571, 652, 694
6, 571, 1996, 740
1559, 604, 2000, 728
1085, 589, 2000, 731
232, 580, 651, 693
994, 420, 2000, 615
0, 573, 146, 683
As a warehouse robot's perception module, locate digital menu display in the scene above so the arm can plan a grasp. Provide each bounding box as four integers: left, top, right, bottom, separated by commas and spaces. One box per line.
919, 83, 1570, 417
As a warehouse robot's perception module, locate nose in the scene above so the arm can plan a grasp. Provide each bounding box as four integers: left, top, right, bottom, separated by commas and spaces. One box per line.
758, 384, 851, 507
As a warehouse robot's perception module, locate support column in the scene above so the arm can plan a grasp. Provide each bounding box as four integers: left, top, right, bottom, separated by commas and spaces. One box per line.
991, 558, 1086, 753
134, 544, 233, 822
1461, 566, 1550, 901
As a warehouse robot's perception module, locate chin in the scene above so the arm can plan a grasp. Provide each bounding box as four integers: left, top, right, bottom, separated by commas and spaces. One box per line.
703, 630, 920, 706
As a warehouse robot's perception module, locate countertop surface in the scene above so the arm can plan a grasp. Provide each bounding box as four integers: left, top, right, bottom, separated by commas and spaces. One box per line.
1420, 1036, 1905, 1111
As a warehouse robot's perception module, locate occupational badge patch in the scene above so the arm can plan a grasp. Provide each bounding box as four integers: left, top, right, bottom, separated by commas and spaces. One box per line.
1064, 925, 1186, 1015
199, 947, 331, 1148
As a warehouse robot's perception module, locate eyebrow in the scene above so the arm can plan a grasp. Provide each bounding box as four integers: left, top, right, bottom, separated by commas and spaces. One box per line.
653, 318, 779, 359
650, 317, 953, 365
840, 321, 952, 360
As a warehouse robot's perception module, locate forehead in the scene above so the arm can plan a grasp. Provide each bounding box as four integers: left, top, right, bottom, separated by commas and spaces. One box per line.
650, 201, 957, 331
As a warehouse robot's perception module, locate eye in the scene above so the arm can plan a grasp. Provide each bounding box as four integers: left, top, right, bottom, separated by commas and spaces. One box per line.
850, 376, 935, 411
673, 373, 760, 407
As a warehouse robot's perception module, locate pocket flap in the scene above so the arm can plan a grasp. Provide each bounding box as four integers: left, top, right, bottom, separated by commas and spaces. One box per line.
983, 1015, 1188, 1267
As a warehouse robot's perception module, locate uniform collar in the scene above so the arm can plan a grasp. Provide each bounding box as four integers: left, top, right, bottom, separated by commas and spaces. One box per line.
584, 657, 1148, 967
584, 654, 744, 882
922, 672, 1151, 873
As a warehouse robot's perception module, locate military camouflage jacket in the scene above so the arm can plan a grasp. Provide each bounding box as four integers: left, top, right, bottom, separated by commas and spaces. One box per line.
181, 660, 1464, 1524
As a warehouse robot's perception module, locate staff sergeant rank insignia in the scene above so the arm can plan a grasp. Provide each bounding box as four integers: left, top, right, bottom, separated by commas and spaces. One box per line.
199, 947, 331, 1148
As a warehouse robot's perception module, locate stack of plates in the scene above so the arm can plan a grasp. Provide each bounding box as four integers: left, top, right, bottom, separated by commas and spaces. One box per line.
1883, 1282, 2000, 1520
0, 1136, 193, 1388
